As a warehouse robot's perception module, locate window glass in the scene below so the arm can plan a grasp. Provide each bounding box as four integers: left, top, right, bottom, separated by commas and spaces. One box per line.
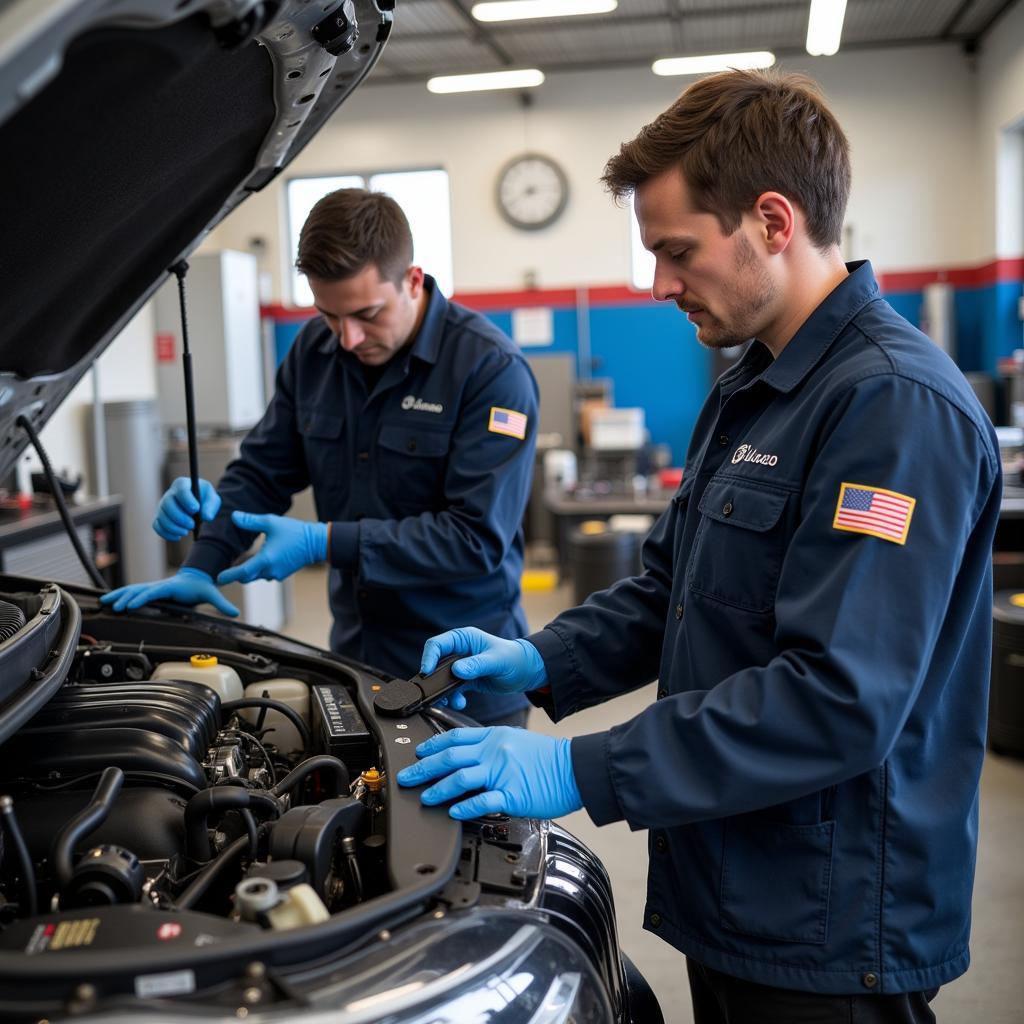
630, 200, 655, 291
285, 170, 454, 306
370, 169, 454, 297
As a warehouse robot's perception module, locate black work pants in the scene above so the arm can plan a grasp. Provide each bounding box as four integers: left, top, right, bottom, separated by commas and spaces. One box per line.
687, 960, 939, 1024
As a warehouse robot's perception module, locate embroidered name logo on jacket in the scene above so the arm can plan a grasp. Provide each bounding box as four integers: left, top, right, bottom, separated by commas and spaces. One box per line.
401, 395, 444, 414
732, 443, 779, 467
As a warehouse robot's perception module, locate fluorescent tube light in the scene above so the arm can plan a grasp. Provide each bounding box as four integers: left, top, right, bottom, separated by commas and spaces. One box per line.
652, 51, 776, 77
806, 0, 847, 56
472, 0, 617, 22
427, 69, 545, 94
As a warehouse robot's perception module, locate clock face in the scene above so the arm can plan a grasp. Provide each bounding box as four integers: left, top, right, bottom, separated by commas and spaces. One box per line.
496, 153, 569, 231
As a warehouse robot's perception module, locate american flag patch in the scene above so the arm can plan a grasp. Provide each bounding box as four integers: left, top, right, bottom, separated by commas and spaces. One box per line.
832, 482, 915, 545
488, 406, 528, 440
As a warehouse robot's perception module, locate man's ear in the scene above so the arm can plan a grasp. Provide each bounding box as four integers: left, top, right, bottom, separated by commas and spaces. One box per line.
405, 265, 425, 298
754, 192, 795, 255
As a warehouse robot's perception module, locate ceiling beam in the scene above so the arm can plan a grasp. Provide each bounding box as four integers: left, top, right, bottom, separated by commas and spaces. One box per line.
366, 33, 974, 86
968, 0, 1021, 42
390, 1, 810, 43
941, 0, 977, 37
439, 0, 515, 65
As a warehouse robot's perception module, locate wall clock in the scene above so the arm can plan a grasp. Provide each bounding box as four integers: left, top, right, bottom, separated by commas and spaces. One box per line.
495, 152, 569, 231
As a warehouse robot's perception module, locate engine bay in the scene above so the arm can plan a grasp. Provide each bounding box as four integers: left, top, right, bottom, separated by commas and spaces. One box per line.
0, 576, 532, 1014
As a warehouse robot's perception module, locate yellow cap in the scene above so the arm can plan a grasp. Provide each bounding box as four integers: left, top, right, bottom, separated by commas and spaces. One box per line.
190, 654, 218, 668
580, 520, 607, 535
1011, 594, 1024, 609
360, 768, 384, 793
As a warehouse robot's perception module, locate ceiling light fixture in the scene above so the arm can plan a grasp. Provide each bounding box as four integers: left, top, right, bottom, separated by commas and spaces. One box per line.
471, 0, 617, 22
652, 51, 776, 77
426, 68, 546, 94
806, 0, 847, 56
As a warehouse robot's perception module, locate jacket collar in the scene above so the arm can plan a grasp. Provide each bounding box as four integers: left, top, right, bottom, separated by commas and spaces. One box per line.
757, 260, 880, 393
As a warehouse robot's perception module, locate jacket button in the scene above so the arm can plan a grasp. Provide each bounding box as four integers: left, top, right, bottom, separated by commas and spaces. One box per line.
654, 835, 667, 853
722, 501, 733, 516
649, 911, 662, 929
357, 451, 369, 461
718, 434, 729, 447
862, 972, 878, 989
675, 603, 683, 620
407, 439, 417, 452
657, 687, 667, 699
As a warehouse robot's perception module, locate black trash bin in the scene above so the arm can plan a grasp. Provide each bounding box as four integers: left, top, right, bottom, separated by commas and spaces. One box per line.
990, 591, 1024, 757
569, 522, 639, 606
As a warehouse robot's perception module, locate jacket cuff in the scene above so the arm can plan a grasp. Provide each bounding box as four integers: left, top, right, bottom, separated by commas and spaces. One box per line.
525, 627, 579, 722
571, 731, 625, 826
328, 521, 360, 570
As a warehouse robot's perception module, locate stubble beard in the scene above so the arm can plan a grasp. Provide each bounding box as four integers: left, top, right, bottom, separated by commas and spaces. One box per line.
692, 234, 777, 350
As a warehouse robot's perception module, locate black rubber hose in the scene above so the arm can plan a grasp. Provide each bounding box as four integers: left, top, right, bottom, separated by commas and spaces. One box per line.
220, 698, 311, 754
17, 415, 107, 590
184, 788, 280, 862
0, 796, 37, 918
51, 767, 123, 888
239, 809, 258, 861
271, 754, 349, 801
175, 832, 250, 911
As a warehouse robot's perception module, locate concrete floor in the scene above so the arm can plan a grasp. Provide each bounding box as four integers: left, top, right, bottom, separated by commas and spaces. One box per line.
284, 569, 1024, 1023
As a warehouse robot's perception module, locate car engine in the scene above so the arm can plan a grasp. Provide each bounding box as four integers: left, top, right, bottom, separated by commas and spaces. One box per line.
0, 578, 648, 1022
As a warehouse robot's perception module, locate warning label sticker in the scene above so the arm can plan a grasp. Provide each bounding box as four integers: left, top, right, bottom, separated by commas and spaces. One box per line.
25, 918, 100, 955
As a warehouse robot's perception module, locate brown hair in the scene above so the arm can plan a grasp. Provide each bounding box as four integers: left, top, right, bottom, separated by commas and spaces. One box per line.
602, 69, 851, 250
296, 188, 413, 284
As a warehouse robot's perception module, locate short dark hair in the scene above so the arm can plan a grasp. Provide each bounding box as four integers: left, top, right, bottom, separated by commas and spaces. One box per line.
296, 188, 413, 284
602, 69, 851, 249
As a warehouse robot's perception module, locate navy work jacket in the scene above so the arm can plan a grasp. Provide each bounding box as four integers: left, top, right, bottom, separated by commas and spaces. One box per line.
187, 277, 537, 722
529, 262, 1001, 994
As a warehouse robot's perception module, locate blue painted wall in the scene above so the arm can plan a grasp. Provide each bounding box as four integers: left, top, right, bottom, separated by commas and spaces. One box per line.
880, 282, 1023, 372
268, 275, 1022, 464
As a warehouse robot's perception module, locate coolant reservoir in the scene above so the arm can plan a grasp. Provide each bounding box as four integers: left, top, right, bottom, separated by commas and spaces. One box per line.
151, 654, 244, 702
241, 679, 309, 755
266, 884, 329, 930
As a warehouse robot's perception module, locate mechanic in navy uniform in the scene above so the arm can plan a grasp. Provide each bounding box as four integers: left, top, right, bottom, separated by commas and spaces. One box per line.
103, 189, 537, 727
395, 71, 1001, 1022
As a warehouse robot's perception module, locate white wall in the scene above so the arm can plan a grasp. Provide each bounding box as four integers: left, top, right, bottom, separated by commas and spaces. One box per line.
209, 43, 983, 302
32, 303, 157, 495
976, 0, 1024, 260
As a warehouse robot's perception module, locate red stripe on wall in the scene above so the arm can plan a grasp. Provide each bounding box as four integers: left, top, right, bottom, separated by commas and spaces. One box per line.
261, 256, 1023, 320
878, 257, 1024, 292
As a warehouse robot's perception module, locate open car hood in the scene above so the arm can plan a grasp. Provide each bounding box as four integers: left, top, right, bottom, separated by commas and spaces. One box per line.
0, 0, 391, 479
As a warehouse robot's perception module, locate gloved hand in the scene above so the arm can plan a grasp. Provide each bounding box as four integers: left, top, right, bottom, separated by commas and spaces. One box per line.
217, 511, 328, 585
420, 627, 548, 712
396, 726, 583, 820
154, 477, 221, 541
99, 567, 239, 616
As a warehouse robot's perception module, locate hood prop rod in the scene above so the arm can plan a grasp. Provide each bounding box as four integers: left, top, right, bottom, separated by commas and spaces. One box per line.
170, 261, 203, 541
16, 414, 107, 590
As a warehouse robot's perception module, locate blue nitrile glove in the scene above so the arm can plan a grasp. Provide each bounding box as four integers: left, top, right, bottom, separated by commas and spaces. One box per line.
396, 726, 583, 820
217, 511, 328, 585
154, 477, 221, 541
100, 567, 239, 616
420, 627, 548, 712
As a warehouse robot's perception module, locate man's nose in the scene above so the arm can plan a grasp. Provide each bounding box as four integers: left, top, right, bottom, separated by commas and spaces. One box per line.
340, 318, 366, 350
651, 266, 683, 304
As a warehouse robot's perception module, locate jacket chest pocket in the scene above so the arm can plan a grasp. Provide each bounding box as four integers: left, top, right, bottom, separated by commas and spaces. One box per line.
298, 408, 346, 511
688, 478, 789, 613
376, 421, 453, 512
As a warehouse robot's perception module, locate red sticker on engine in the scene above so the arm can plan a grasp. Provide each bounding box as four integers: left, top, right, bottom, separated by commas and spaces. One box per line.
157, 922, 182, 941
